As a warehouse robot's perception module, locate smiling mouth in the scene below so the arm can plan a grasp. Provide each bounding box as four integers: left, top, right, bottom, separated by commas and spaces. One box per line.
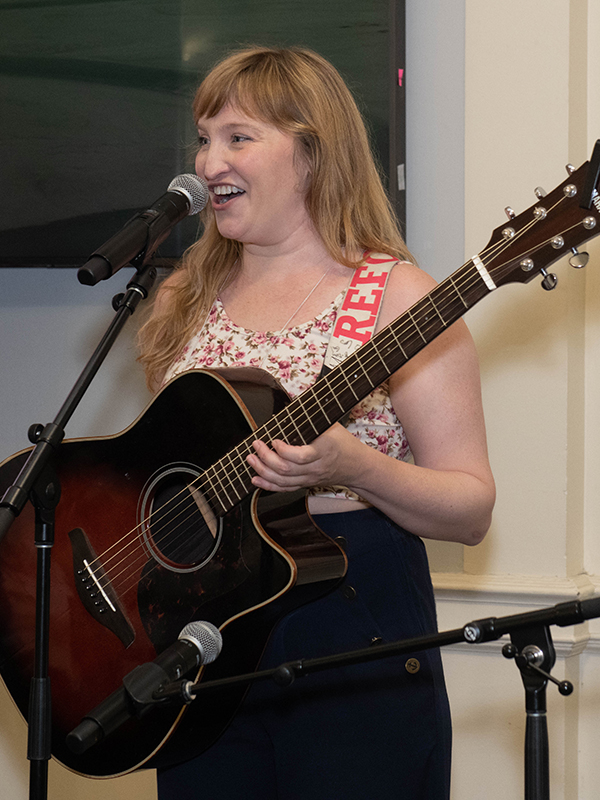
212, 186, 246, 205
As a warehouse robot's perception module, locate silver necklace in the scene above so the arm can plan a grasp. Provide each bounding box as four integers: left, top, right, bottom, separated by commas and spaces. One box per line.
198, 262, 336, 373
275, 263, 334, 333
252, 263, 334, 372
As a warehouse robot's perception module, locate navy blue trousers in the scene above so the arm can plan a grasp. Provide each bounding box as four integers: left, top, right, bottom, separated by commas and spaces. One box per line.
157, 508, 452, 799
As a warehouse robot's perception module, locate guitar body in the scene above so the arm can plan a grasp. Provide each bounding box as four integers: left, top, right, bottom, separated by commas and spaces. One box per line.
0, 368, 347, 777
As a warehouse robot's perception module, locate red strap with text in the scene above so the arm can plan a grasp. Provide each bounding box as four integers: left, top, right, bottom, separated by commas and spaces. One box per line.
323, 253, 398, 370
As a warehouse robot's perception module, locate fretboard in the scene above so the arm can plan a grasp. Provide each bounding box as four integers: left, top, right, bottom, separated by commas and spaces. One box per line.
201, 257, 494, 516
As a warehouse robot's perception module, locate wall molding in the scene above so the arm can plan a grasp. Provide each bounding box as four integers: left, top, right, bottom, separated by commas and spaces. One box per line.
432, 571, 600, 657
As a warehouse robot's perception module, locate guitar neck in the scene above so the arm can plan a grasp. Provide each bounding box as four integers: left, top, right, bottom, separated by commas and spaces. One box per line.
202, 257, 494, 516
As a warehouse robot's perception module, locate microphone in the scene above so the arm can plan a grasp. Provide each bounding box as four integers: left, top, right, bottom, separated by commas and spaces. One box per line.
77, 174, 209, 286
66, 620, 222, 754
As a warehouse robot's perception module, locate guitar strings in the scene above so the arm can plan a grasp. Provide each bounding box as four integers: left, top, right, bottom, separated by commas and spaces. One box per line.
98, 201, 568, 601
90, 194, 569, 599
195, 195, 566, 504
87, 192, 578, 601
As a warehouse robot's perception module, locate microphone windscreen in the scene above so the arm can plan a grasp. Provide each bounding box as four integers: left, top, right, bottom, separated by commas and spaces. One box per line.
168, 174, 209, 215
179, 620, 223, 665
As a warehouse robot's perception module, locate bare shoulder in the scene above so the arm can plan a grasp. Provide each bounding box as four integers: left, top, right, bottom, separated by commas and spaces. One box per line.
377, 260, 438, 331
379, 257, 479, 382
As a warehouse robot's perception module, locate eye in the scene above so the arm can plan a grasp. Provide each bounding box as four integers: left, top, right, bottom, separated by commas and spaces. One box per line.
232, 134, 251, 144
197, 134, 209, 147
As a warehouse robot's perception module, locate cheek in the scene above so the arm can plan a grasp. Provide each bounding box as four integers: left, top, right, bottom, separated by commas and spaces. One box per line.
194, 151, 205, 177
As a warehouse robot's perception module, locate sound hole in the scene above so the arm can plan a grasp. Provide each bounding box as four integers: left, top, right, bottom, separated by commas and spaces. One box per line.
139, 464, 221, 573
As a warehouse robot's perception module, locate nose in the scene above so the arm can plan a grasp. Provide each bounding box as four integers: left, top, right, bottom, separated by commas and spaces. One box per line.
196, 142, 229, 182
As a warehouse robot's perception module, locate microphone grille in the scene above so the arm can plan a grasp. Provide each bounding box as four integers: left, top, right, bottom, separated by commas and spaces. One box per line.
168, 173, 209, 216
179, 620, 223, 665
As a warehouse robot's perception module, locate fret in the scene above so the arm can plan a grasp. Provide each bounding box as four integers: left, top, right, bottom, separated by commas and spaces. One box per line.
295, 399, 322, 443
202, 466, 233, 514
372, 344, 390, 371
386, 326, 409, 365
347, 357, 376, 389
341, 346, 388, 395
434, 280, 472, 326
286, 410, 306, 444
226, 445, 255, 498
449, 275, 469, 309
324, 377, 348, 412
411, 296, 447, 342
313, 381, 353, 424
263, 416, 288, 445
287, 397, 331, 443
340, 369, 360, 400
236, 451, 254, 483
207, 463, 234, 508
269, 415, 288, 441
385, 326, 408, 360
407, 308, 428, 344
215, 452, 241, 502
201, 479, 228, 518
300, 402, 320, 436
338, 360, 375, 403
311, 392, 333, 425
429, 294, 447, 326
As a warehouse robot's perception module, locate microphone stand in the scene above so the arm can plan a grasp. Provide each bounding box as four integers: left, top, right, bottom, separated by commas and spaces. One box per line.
0, 264, 158, 800
154, 596, 600, 800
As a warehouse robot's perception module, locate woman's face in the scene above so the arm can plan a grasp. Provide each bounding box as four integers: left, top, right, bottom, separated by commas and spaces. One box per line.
195, 104, 311, 250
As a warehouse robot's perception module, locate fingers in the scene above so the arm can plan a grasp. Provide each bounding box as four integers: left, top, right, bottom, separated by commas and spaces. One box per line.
247, 439, 315, 492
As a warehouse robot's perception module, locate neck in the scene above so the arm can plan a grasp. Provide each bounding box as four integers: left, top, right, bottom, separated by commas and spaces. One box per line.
240, 236, 334, 280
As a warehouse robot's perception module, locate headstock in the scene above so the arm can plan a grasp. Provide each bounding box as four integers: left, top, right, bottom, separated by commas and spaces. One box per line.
482, 140, 600, 291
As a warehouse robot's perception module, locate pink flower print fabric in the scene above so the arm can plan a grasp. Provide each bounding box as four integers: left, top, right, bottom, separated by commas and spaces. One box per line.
164, 289, 411, 501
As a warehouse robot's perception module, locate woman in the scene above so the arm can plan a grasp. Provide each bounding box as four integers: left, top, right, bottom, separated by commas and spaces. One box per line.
139, 46, 495, 800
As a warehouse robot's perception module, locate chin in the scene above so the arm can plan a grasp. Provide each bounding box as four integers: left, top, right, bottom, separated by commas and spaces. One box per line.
215, 221, 244, 241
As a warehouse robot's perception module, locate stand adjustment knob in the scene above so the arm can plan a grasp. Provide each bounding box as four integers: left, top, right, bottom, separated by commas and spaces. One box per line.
28, 424, 44, 444
502, 642, 573, 695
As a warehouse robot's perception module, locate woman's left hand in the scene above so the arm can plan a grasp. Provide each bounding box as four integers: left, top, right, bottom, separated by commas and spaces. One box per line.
248, 423, 357, 492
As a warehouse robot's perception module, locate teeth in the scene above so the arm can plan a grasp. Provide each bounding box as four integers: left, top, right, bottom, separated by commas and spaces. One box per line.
213, 185, 244, 195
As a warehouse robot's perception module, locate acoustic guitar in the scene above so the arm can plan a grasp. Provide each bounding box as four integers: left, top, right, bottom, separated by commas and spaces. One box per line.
0, 147, 599, 777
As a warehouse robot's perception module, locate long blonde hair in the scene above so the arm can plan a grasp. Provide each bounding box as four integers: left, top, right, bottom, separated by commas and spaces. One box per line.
138, 46, 412, 388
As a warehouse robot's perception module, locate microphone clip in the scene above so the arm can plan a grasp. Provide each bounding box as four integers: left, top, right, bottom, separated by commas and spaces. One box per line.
122, 661, 176, 716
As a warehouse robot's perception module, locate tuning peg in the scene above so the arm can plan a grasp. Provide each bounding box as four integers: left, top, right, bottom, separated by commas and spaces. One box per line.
504, 207, 516, 220
566, 164, 576, 175
535, 187, 547, 199
541, 268, 558, 290
569, 248, 589, 268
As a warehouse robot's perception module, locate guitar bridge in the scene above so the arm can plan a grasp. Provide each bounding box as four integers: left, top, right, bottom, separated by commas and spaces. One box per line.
69, 527, 135, 648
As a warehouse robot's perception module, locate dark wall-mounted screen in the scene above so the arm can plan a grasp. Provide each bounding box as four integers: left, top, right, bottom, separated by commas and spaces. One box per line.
0, 0, 405, 267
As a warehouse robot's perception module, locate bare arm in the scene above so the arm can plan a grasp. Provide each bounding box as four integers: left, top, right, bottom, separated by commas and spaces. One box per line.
248, 263, 495, 546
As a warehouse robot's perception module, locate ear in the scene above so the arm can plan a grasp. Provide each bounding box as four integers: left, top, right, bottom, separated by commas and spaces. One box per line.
293, 137, 314, 193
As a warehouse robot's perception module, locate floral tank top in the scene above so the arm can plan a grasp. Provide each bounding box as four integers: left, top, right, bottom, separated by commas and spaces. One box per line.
163, 288, 412, 501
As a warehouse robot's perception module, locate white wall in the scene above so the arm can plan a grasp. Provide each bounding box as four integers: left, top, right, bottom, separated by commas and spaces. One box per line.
405, 0, 600, 797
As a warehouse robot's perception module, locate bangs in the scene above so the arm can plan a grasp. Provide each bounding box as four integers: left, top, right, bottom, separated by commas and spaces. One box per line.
192, 51, 306, 130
